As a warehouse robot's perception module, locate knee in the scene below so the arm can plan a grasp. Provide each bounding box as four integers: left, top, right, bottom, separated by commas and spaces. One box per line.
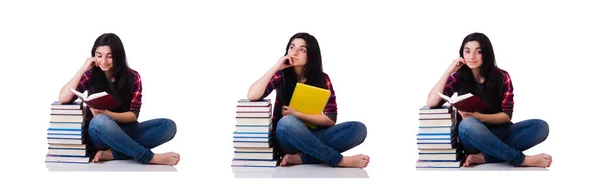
89, 114, 116, 133
458, 117, 484, 135
532, 119, 549, 141
349, 121, 367, 143
276, 115, 304, 135
160, 118, 177, 140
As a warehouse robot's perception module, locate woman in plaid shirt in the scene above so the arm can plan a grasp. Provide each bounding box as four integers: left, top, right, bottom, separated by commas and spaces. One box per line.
247, 33, 369, 168
427, 32, 551, 168
58, 33, 180, 166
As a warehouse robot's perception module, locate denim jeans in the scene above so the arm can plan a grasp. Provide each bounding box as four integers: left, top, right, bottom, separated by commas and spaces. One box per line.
276, 115, 367, 167
88, 114, 177, 164
458, 117, 549, 166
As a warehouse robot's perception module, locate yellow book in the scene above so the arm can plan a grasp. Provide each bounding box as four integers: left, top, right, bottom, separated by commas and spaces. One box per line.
289, 83, 331, 129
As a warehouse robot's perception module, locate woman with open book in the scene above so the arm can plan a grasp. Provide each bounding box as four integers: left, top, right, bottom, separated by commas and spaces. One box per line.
427, 32, 551, 168
58, 33, 180, 165
247, 32, 369, 168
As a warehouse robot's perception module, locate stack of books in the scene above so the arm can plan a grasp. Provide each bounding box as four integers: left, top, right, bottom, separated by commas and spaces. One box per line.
231, 99, 278, 168
416, 104, 464, 168
45, 101, 90, 164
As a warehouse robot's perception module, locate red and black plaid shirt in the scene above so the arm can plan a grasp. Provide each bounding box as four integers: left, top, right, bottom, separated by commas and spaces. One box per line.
443, 68, 514, 117
76, 69, 142, 119
261, 70, 338, 119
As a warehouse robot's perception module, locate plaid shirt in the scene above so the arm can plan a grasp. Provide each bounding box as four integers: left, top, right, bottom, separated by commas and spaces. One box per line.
443, 68, 514, 116
76, 69, 142, 119
261, 71, 338, 123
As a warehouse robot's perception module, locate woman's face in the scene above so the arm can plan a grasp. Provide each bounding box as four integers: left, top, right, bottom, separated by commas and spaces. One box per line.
287, 38, 308, 66
94, 46, 113, 72
462, 41, 483, 69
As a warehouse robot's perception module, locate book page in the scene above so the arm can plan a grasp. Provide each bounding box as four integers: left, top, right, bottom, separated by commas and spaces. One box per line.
453, 93, 473, 103
87, 91, 108, 101
69, 89, 87, 101
435, 92, 452, 103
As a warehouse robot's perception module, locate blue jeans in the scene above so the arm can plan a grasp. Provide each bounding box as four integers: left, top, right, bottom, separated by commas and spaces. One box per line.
276, 115, 367, 167
88, 114, 177, 164
458, 117, 549, 166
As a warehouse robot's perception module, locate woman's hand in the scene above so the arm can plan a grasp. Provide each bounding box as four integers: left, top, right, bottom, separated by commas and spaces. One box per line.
281, 105, 298, 116
277, 55, 295, 71
458, 110, 478, 119
81, 57, 98, 72
90, 108, 107, 117
446, 57, 465, 74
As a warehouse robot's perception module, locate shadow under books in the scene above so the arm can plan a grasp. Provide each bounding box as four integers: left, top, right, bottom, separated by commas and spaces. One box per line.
232, 164, 369, 178
417, 163, 549, 171
46, 160, 178, 172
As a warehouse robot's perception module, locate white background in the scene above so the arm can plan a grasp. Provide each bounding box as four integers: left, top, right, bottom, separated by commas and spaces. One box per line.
1, 0, 598, 183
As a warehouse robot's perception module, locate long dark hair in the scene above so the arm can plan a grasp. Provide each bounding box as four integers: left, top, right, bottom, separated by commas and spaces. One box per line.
90, 33, 132, 108
456, 32, 504, 113
281, 32, 326, 89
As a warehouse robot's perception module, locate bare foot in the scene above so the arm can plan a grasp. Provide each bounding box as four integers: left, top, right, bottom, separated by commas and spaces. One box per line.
338, 154, 369, 168
522, 153, 552, 168
149, 152, 180, 166
92, 149, 114, 163
280, 153, 302, 166
464, 153, 485, 167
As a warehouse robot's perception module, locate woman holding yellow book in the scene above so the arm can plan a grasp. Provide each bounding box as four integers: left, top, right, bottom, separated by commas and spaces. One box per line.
247, 32, 369, 168
426, 32, 551, 168
58, 33, 180, 165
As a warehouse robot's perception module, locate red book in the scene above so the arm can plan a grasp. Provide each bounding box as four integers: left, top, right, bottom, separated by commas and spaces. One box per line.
436, 92, 487, 112
70, 89, 118, 110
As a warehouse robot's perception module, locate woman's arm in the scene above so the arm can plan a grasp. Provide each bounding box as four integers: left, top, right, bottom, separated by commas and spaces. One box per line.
90, 109, 137, 123
247, 56, 293, 100
292, 112, 335, 127
471, 112, 511, 124
427, 58, 465, 108
281, 106, 335, 127
59, 58, 97, 103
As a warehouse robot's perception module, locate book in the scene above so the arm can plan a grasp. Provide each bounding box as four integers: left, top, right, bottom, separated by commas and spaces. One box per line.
436, 92, 487, 112
289, 83, 331, 129
231, 159, 278, 167
233, 141, 270, 148
51, 101, 83, 110
419, 113, 453, 120
234, 152, 275, 160
236, 104, 272, 112
69, 89, 118, 110
236, 112, 272, 118
289, 83, 331, 115
238, 99, 271, 107
419, 105, 452, 114
45, 155, 90, 164
234, 147, 274, 153
416, 160, 463, 168
235, 118, 272, 126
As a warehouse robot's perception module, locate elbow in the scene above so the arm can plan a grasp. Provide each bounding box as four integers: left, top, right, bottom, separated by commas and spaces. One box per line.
247, 92, 261, 101
426, 99, 439, 108
247, 94, 258, 101
58, 95, 71, 104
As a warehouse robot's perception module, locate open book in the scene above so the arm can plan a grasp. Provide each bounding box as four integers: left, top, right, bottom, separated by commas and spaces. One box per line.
436, 92, 487, 112
70, 89, 118, 110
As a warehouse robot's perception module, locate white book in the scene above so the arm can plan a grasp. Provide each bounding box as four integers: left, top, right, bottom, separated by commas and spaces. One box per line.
233, 137, 270, 142
45, 155, 89, 164
233, 142, 270, 148
48, 149, 87, 156
47, 138, 83, 145
231, 159, 277, 167
234, 152, 274, 160
234, 147, 274, 153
